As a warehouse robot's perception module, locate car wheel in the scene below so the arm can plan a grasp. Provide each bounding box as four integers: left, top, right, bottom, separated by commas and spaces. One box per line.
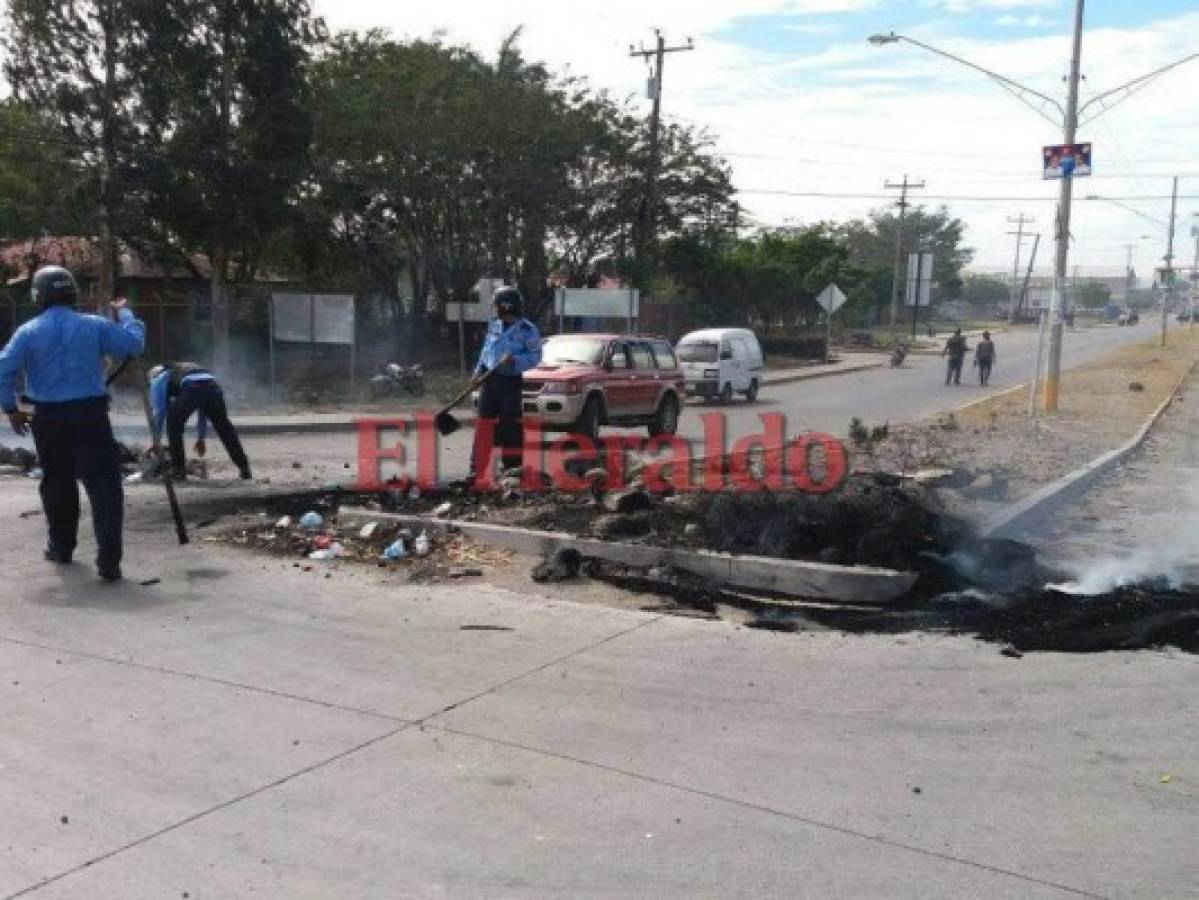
575, 395, 602, 441
648, 395, 680, 437
745, 379, 759, 403
719, 382, 733, 404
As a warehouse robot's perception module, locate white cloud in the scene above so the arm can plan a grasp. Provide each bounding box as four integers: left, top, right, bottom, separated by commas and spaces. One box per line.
312, 0, 1199, 277
996, 14, 1055, 27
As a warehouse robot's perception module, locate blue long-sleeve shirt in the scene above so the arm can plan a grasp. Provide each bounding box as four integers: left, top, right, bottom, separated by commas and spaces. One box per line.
474, 317, 542, 376
0, 304, 145, 412
149, 369, 214, 441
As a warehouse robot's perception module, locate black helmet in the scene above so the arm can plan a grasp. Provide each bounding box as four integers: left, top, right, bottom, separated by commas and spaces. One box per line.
31, 266, 79, 306
493, 285, 523, 318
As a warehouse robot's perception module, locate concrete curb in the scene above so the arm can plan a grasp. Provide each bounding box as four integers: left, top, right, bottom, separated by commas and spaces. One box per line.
981, 360, 1199, 540
337, 506, 918, 605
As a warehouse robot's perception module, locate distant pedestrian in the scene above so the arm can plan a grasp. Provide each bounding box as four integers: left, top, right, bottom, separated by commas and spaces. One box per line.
149, 362, 251, 481
942, 328, 968, 386
975, 331, 997, 386
0, 267, 145, 581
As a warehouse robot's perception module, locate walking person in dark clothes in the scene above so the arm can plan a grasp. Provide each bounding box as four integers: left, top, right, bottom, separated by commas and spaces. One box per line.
149, 362, 251, 480
975, 331, 997, 386
942, 328, 969, 386
0, 266, 145, 581
468, 286, 542, 484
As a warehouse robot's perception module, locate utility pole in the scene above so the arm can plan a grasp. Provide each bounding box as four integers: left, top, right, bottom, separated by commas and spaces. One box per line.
1124, 243, 1137, 301
1162, 175, 1178, 348
885, 175, 925, 338
629, 30, 694, 266
1043, 0, 1085, 413
1007, 213, 1035, 322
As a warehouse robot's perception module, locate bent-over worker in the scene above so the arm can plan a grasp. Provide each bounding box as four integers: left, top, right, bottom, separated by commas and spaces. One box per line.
149, 362, 251, 481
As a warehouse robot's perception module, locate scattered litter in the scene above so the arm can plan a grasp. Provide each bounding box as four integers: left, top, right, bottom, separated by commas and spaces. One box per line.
382, 540, 407, 561
460, 625, 514, 632
433, 502, 454, 518
413, 532, 431, 557
59, 815, 68, 825
18, 508, 41, 519
139, 578, 161, 587
276, 516, 293, 530
532, 548, 583, 583
999, 645, 1024, 659
1160, 774, 1173, 784
408, 485, 422, 501
910, 468, 955, 486
358, 522, 379, 539
1129, 381, 1146, 392
299, 511, 323, 531
447, 567, 483, 578
308, 543, 343, 561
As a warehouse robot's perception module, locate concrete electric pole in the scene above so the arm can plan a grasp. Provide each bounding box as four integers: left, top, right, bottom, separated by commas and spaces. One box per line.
1042, 0, 1085, 413
885, 175, 925, 338
1007, 213, 1035, 322
1162, 175, 1179, 347
629, 30, 694, 265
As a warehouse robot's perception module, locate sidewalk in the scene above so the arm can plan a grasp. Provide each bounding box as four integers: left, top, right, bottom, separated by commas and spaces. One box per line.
109, 356, 886, 437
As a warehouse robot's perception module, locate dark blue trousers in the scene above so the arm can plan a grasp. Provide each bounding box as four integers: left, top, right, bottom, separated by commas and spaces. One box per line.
30, 397, 124, 571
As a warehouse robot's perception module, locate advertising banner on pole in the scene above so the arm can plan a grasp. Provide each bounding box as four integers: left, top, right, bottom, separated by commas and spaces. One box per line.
1042, 143, 1092, 180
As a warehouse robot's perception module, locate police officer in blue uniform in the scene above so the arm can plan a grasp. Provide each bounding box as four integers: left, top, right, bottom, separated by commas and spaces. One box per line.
149, 362, 251, 480
470, 286, 542, 480
0, 266, 146, 581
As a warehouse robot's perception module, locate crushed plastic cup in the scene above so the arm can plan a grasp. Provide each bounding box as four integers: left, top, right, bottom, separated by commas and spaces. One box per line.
276, 516, 293, 530
382, 540, 406, 561
308, 542, 343, 561
413, 532, 431, 557
299, 511, 323, 531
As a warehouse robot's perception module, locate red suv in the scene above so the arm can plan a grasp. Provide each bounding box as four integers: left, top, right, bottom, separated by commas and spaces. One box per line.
520, 334, 684, 440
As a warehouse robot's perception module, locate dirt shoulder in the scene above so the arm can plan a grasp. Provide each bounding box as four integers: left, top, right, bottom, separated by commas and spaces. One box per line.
861, 330, 1199, 520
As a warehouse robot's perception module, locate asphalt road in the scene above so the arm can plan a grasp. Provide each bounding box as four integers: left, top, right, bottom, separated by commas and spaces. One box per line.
221, 321, 1158, 486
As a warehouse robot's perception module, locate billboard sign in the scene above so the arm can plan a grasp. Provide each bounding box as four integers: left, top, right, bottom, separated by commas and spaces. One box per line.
1043, 143, 1092, 180
905, 253, 934, 308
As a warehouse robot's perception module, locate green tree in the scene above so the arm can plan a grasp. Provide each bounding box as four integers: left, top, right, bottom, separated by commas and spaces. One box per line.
0, 101, 82, 249
837, 206, 974, 319
137, 0, 322, 369
962, 274, 1011, 309
1073, 279, 1112, 309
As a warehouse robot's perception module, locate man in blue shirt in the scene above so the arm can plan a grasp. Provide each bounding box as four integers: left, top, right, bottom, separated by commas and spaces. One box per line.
0, 266, 146, 581
469, 285, 542, 482
149, 362, 250, 481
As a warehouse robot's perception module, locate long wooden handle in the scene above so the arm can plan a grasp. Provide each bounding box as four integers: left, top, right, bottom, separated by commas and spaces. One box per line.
130, 359, 188, 545
441, 368, 494, 414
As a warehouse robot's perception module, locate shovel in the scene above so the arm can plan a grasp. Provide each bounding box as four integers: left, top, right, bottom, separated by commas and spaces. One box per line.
434, 366, 498, 436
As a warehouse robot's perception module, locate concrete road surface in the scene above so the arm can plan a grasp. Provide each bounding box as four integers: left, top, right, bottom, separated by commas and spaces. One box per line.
0, 475, 1195, 898
219, 321, 1158, 486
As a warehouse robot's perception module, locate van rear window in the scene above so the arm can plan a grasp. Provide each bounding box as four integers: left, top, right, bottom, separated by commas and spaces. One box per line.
676, 341, 717, 363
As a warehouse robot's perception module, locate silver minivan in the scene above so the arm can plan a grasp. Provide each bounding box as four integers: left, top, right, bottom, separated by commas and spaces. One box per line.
676, 327, 765, 403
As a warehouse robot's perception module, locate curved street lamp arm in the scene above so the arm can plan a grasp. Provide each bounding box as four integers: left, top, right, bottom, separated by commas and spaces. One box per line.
883, 33, 1066, 127
1077, 52, 1199, 127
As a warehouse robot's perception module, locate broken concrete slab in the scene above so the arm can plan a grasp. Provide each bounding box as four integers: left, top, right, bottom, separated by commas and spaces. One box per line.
338, 507, 917, 605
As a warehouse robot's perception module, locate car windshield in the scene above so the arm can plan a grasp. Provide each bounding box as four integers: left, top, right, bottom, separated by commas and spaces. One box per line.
676, 341, 718, 363
541, 337, 606, 366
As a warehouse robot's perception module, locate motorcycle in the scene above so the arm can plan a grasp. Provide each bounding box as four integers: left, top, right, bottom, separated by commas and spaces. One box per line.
890, 345, 908, 368
369, 362, 426, 398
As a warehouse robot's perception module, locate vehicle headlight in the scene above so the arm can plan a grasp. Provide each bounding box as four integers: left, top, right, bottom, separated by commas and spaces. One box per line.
542, 382, 580, 396
703, 369, 719, 378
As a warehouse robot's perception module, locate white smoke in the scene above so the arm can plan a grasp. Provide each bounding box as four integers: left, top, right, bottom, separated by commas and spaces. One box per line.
1048, 474, 1199, 595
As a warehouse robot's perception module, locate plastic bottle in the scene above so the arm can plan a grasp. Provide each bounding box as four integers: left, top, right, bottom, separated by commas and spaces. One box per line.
413, 532, 431, 557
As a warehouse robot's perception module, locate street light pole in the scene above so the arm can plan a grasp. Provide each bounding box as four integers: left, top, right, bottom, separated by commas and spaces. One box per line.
1043, 0, 1085, 413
